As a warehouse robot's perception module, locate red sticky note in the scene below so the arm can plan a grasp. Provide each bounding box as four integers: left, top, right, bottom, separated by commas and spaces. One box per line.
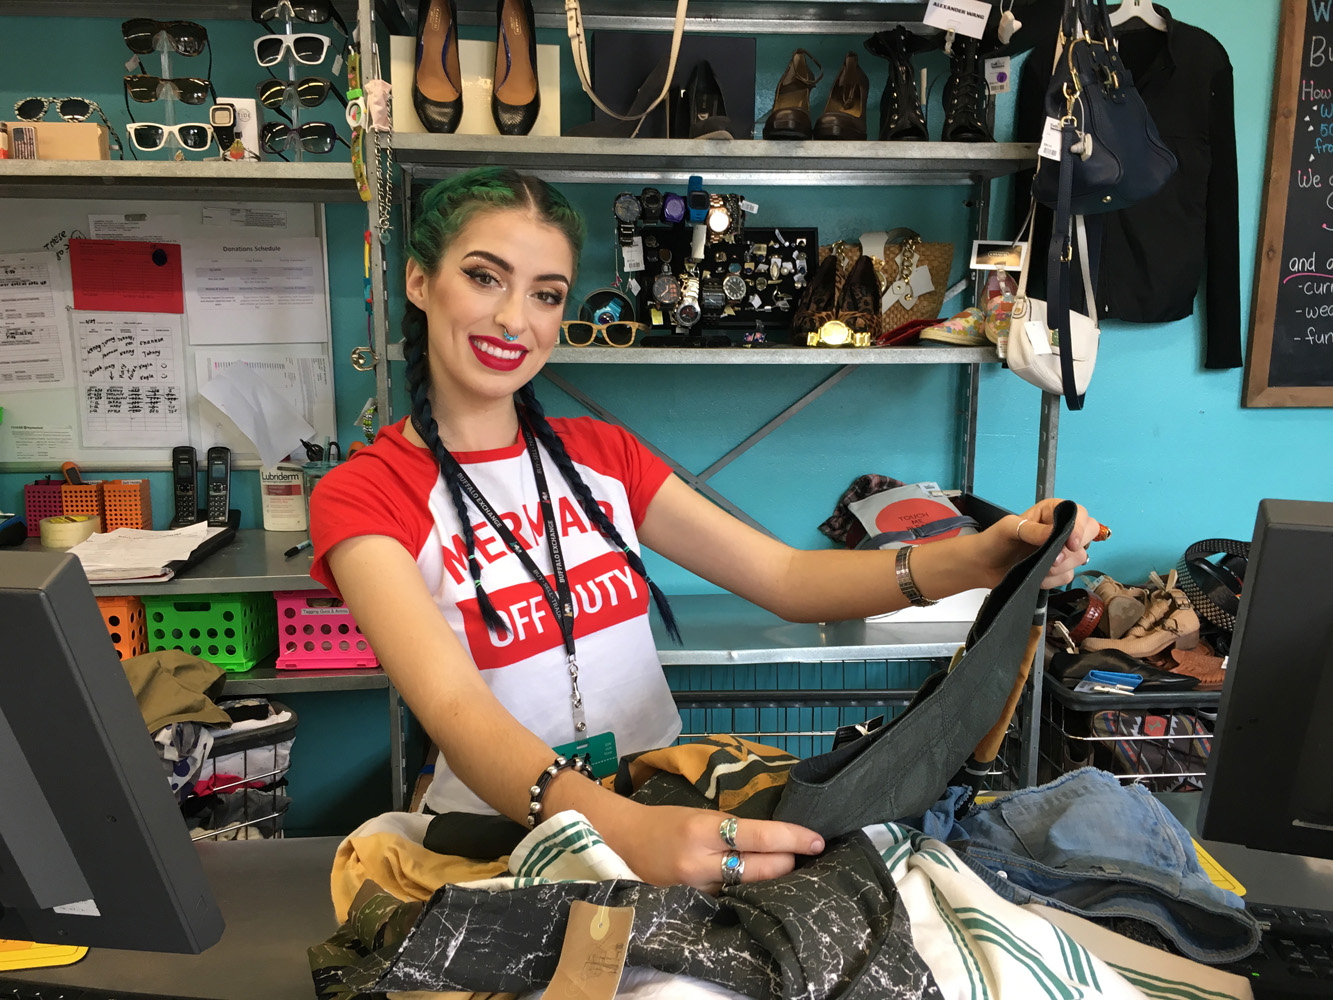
68, 238, 184, 314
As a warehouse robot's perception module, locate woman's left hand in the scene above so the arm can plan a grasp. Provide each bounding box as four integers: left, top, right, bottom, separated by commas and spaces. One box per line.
975, 498, 1102, 589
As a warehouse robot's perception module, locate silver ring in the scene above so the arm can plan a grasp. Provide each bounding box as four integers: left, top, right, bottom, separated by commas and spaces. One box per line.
719, 816, 738, 850
721, 850, 744, 887
1015, 518, 1030, 541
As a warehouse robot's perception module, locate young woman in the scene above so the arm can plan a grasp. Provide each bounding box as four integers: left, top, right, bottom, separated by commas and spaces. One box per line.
310, 166, 1100, 892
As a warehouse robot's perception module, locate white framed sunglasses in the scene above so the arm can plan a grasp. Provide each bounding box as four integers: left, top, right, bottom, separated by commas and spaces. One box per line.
128, 121, 215, 152
253, 32, 332, 67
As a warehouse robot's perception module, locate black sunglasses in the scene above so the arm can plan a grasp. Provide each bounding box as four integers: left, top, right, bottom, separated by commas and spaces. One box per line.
121, 18, 209, 57
251, 0, 349, 35
261, 120, 349, 156
256, 77, 347, 112
14, 97, 124, 159
124, 75, 215, 106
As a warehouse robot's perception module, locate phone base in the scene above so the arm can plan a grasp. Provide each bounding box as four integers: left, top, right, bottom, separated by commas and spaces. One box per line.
170, 508, 241, 530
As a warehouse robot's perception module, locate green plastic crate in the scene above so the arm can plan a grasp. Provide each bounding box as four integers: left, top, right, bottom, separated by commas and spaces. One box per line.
142, 592, 277, 673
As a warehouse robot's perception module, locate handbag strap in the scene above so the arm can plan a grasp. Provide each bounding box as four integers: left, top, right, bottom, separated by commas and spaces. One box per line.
1048, 120, 1087, 410
884, 227, 923, 245
564, 0, 688, 135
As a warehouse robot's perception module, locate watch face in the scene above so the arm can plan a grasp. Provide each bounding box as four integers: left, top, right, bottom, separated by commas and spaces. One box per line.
662, 193, 686, 223
640, 187, 663, 222
676, 300, 701, 326
707, 207, 730, 234
700, 282, 726, 310
722, 274, 746, 301
652, 272, 681, 305
613, 193, 641, 224
687, 190, 709, 213
817, 319, 852, 347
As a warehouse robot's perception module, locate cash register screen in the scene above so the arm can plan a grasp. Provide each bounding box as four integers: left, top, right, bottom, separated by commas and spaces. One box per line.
1198, 498, 1333, 861
0, 550, 223, 952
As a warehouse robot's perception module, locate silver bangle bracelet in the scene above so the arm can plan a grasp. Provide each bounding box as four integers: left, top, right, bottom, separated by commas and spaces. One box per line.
895, 544, 938, 608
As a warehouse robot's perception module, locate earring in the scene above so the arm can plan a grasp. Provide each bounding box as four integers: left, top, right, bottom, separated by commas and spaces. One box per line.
501, 329, 518, 342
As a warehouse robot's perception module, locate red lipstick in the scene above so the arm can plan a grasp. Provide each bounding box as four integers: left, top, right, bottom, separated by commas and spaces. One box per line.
469, 336, 527, 372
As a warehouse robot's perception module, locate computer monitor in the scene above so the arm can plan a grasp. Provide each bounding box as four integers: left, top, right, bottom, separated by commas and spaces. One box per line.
0, 550, 223, 952
1198, 498, 1333, 861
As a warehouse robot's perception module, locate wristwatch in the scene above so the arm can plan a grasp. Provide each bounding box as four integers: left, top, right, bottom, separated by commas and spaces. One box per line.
700, 279, 726, 311
676, 275, 701, 327
639, 186, 664, 224
662, 192, 686, 224
807, 319, 871, 348
706, 193, 731, 240
687, 175, 709, 224
652, 267, 681, 305
613, 192, 641, 248
722, 273, 747, 302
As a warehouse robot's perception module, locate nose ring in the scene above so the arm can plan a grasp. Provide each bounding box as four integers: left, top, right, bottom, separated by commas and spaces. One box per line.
501, 329, 518, 343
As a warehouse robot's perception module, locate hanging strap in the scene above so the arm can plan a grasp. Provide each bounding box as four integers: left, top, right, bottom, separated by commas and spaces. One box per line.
1046, 121, 1097, 411
565, 0, 688, 136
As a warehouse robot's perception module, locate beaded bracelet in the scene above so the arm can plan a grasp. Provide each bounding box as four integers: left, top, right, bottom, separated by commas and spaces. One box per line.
527, 753, 595, 828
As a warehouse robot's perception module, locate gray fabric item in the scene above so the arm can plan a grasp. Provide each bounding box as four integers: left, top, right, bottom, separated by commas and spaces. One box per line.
373, 833, 941, 1000
773, 500, 1078, 837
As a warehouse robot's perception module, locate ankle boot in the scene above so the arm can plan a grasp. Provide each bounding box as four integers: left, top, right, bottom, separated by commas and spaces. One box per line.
813, 52, 869, 141
492, 0, 539, 135
863, 27, 927, 141
413, 0, 463, 133
941, 34, 993, 142
763, 48, 822, 140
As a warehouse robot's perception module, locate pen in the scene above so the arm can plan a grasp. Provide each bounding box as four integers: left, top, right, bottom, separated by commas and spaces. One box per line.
284, 539, 312, 559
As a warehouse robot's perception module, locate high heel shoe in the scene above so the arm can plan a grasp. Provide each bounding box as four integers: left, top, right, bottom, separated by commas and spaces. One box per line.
413, 0, 463, 134
863, 27, 928, 141
941, 34, 993, 142
492, 0, 539, 136
763, 49, 822, 141
836, 255, 882, 343
813, 52, 869, 141
673, 60, 736, 139
793, 253, 840, 342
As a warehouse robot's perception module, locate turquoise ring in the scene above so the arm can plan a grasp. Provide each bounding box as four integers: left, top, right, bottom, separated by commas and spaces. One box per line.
721, 849, 744, 887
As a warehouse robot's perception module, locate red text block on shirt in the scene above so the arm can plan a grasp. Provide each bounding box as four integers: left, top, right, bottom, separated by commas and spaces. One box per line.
68, 239, 184, 313
460, 551, 648, 670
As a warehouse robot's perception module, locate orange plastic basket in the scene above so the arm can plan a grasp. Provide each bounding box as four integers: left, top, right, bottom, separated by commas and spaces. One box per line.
61, 482, 104, 520
103, 478, 153, 530
96, 595, 147, 660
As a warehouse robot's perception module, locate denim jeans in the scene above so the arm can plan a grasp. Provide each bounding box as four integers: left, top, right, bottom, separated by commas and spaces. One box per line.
950, 768, 1261, 964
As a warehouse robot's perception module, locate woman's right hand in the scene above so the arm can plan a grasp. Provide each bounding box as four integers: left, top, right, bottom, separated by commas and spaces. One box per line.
601, 799, 825, 892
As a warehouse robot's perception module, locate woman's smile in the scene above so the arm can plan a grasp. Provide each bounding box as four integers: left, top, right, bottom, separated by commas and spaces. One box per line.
469, 335, 528, 370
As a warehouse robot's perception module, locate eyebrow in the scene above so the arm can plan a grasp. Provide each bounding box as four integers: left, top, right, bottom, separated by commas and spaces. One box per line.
463, 249, 570, 287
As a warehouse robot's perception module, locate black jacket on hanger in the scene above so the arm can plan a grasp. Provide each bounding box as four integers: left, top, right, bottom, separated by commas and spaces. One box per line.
1016, 5, 1242, 369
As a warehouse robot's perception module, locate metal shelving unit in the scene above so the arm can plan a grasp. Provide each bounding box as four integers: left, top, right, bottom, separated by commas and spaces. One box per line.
0, 160, 361, 203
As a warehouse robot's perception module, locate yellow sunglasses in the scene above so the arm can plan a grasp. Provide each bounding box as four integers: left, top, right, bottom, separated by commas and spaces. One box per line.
560, 319, 648, 348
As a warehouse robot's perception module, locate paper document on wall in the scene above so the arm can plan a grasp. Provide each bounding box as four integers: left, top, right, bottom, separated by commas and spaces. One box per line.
72, 311, 188, 448
198, 359, 316, 468
0, 251, 73, 391
182, 237, 328, 344
69, 521, 225, 583
88, 213, 183, 243
195, 346, 333, 463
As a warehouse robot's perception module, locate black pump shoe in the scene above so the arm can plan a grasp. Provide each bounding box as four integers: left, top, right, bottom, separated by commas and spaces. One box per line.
492, 0, 539, 135
413, 0, 463, 133
863, 27, 928, 141
673, 60, 736, 139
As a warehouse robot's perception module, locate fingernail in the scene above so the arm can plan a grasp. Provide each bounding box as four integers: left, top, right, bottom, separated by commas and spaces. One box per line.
811, 838, 825, 853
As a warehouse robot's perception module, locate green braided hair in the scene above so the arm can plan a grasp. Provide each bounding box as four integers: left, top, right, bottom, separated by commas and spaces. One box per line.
401, 167, 679, 642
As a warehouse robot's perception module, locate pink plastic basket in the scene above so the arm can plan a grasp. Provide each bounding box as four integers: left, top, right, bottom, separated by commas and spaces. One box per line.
23, 481, 64, 536
274, 589, 378, 670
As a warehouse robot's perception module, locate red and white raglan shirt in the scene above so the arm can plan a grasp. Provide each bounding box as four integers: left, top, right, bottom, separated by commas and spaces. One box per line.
309, 416, 682, 816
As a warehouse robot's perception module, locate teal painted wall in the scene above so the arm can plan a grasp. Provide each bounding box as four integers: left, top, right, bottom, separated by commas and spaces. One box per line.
0, 2, 1323, 833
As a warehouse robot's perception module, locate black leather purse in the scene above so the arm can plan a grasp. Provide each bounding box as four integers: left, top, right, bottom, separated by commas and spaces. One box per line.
1031, 0, 1177, 215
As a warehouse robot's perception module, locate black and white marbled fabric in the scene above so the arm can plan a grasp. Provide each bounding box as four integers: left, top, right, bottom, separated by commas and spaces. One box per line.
374, 832, 941, 1000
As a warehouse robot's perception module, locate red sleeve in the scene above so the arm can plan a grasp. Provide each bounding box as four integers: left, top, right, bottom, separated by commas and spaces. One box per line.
553, 417, 671, 528
307, 442, 436, 598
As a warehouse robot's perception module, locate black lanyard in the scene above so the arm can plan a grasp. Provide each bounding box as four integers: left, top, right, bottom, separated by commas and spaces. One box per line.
425, 418, 587, 735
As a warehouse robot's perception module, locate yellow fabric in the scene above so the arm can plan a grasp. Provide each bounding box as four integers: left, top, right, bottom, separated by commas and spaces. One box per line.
120, 649, 231, 732
625, 735, 797, 814
331, 830, 507, 923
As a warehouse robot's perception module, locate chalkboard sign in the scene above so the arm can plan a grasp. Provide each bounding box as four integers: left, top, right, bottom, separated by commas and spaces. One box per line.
1246, 0, 1333, 405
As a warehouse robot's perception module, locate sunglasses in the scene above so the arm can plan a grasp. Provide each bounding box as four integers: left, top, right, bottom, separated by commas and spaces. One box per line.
261, 120, 349, 156
124, 75, 215, 106
561, 320, 648, 348
256, 77, 346, 112
252, 0, 349, 35
14, 97, 124, 158
253, 33, 333, 67
128, 122, 214, 153
121, 18, 209, 57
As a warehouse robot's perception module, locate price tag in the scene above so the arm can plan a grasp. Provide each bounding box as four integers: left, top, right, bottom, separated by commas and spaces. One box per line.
627, 276, 640, 296
986, 56, 1012, 94
1025, 320, 1054, 355
740, 199, 759, 214
923, 0, 992, 40
1039, 117, 1064, 161
910, 262, 935, 300
622, 237, 645, 273
543, 902, 634, 1000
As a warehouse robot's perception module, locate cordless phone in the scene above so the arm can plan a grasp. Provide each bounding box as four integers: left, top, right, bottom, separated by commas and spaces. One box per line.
171, 446, 198, 527
205, 446, 231, 527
